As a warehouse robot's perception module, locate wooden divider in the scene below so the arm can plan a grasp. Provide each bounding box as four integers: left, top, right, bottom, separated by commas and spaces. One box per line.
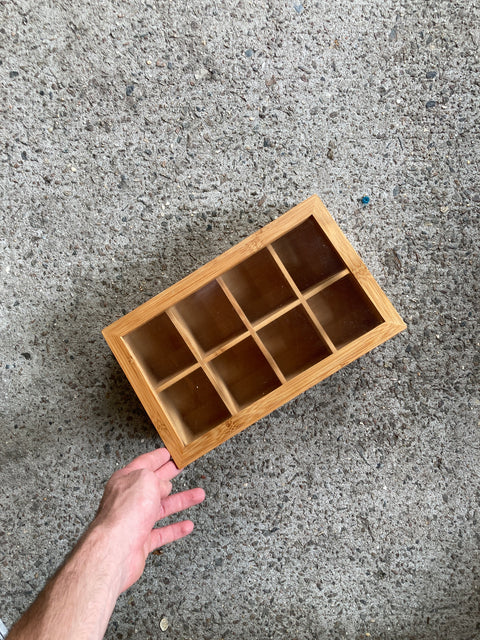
166, 307, 239, 415
266, 244, 338, 354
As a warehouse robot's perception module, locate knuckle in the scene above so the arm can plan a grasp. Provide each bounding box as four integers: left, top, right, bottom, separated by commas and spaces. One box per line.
158, 478, 172, 494
136, 468, 155, 487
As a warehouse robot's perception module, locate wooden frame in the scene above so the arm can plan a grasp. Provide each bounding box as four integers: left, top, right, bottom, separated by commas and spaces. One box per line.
103, 195, 406, 466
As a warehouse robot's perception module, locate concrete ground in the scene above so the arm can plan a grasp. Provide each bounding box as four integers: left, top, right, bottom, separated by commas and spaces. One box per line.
1, 0, 479, 638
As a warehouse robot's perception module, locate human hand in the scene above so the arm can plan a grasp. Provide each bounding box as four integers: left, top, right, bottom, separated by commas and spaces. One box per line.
7, 448, 204, 640
91, 448, 205, 593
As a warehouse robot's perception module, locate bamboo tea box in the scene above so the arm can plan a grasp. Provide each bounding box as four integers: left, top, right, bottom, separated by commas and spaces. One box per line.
103, 195, 405, 466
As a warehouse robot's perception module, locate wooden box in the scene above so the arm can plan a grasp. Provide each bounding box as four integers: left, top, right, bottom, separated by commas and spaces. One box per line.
103, 195, 405, 466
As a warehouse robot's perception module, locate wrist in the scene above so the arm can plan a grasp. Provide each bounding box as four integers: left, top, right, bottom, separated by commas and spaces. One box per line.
9, 522, 127, 640
74, 521, 126, 599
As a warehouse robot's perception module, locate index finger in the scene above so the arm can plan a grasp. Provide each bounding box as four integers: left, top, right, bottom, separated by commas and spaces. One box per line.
123, 448, 172, 473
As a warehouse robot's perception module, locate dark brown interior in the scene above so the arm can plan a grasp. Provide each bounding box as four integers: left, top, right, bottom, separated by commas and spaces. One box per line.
221, 248, 296, 323
258, 306, 331, 379
175, 280, 246, 353
124, 313, 196, 386
272, 216, 346, 291
308, 274, 384, 348
210, 336, 281, 408
159, 368, 231, 443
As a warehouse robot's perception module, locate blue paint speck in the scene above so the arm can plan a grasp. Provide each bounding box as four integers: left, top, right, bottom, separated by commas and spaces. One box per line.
245, 49, 253, 58
361, 195, 370, 205
294, 3, 304, 14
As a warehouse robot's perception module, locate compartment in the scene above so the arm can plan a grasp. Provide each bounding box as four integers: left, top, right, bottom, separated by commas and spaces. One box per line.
258, 306, 331, 379
307, 274, 384, 348
272, 216, 346, 291
210, 336, 281, 408
124, 313, 196, 387
221, 248, 296, 324
175, 280, 246, 352
159, 368, 231, 443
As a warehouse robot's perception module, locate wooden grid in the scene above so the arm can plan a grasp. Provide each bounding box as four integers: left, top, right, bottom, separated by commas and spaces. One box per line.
103, 195, 406, 466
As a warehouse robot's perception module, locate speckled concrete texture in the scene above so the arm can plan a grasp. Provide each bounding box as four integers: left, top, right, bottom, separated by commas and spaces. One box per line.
1, 0, 479, 638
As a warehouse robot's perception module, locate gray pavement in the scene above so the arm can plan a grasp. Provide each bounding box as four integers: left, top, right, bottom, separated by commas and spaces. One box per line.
1, 0, 479, 638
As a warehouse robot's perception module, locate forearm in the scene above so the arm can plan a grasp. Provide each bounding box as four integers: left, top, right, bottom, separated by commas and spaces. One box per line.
8, 449, 204, 639
8, 524, 123, 640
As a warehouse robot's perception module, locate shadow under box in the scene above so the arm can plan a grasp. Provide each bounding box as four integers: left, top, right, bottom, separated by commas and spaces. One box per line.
308, 274, 384, 348
272, 216, 346, 292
